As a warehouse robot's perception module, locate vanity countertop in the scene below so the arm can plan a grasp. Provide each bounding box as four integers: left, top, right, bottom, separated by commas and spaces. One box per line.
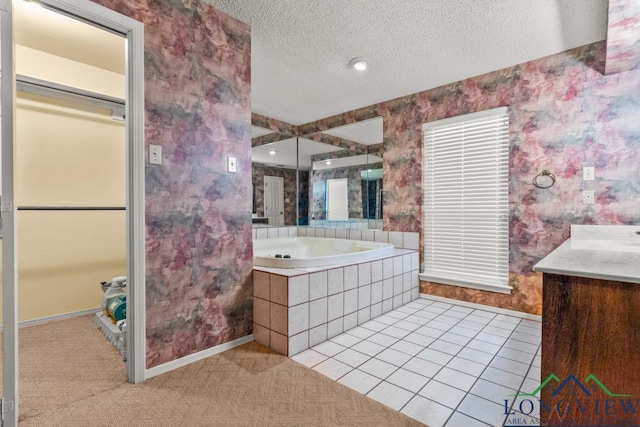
533, 225, 640, 284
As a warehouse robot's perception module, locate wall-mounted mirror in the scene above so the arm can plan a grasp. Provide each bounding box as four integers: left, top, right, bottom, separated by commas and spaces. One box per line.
302, 117, 384, 230
251, 116, 384, 229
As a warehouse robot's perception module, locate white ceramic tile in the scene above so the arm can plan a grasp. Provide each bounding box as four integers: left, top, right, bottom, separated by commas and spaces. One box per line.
449, 305, 474, 314
297, 226, 306, 237
358, 284, 371, 309
324, 228, 336, 238
367, 332, 398, 347
270, 331, 288, 355
494, 313, 521, 324
441, 310, 467, 320
435, 314, 461, 325
532, 355, 541, 369
402, 290, 412, 304
327, 293, 343, 322
361, 229, 375, 242
390, 340, 425, 357
345, 326, 375, 340
403, 314, 428, 326
382, 298, 393, 314
343, 312, 358, 331
357, 307, 371, 324
312, 340, 346, 357
423, 305, 447, 314
335, 229, 347, 239
510, 331, 541, 345
358, 262, 371, 286
344, 265, 359, 290
465, 314, 492, 324
371, 260, 383, 283
381, 326, 411, 339
268, 227, 279, 239
256, 228, 268, 239
385, 231, 403, 250
416, 348, 454, 366
503, 339, 539, 354
382, 278, 394, 300
289, 274, 309, 306
482, 325, 513, 338
352, 339, 385, 357
402, 254, 412, 276
327, 317, 343, 338
466, 339, 502, 355
411, 252, 419, 271
327, 267, 344, 295
527, 365, 541, 381
426, 320, 455, 332
515, 324, 541, 338
375, 314, 398, 325
374, 230, 389, 243
386, 368, 430, 393
393, 256, 404, 276
309, 297, 328, 328
312, 358, 352, 381
288, 227, 297, 237
278, 227, 289, 237
361, 320, 387, 334
439, 332, 472, 347
370, 281, 383, 305
291, 348, 327, 368
393, 295, 403, 309
370, 302, 382, 318
402, 272, 412, 293
309, 271, 328, 301
457, 320, 486, 331
403, 332, 436, 348
520, 377, 540, 397
344, 289, 358, 315
480, 366, 525, 390
433, 366, 477, 392
457, 347, 494, 365
330, 332, 361, 348
289, 331, 309, 356
253, 298, 270, 328
359, 358, 398, 379
470, 378, 517, 405
288, 302, 309, 336
449, 325, 479, 338
366, 381, 414, 411
402, 395, 453, 427
446, 356, 487, 377
252, 229, 257, 240
338, 369, 381, 394
471, 309, 496, 319
253, 323, 270, 348
382, 257, 394, 279
393, 320, 421, 332
403, 232, 419, 250
376, 348, 413, 366
315, 228, 326, 238
268, 275, 287, 305
349, 229, 362, 240
488, 319, 519, 331
402, 357, 441, 379
474, 332, 507, 347
419, 379, 466, 409
445, 411, 490, 427
497, 347, 536, 365
414, 326, 445, 339
309, 324, 327, 347
490, 356, 530, 376
457, 393, 507, 427
334, 348, 370, 368
520, 319, 542, 329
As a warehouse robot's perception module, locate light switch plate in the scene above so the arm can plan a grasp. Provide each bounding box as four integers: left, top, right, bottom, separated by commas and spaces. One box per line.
227, 156, 237, 173
149, 144, 162, 165
583, 190, 595, 204
583, 166, 594, 181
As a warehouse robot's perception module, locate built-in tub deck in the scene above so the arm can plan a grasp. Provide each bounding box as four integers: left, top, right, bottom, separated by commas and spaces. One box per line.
253, 237, 419, 356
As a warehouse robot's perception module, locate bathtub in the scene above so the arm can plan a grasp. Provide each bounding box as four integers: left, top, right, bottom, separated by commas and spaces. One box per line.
254, 237, 395, 268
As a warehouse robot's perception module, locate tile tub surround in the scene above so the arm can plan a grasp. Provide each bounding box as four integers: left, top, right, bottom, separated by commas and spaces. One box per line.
253, 249, 420, 356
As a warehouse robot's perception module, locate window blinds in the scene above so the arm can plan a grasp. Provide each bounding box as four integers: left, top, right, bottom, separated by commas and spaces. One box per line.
422, 107, 510, 293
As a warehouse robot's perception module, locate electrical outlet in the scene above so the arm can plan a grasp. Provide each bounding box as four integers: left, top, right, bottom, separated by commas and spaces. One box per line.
583, 166, 595, 181
149, 144, 162, 165
583, 190, 595, 204
227, 156, 237, 173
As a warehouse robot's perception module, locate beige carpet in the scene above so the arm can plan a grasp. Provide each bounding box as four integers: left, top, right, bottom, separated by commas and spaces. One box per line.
5, 315, 424, 426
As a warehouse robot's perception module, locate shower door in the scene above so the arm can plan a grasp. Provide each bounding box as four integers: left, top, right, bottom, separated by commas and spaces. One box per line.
1, 1, 19, 426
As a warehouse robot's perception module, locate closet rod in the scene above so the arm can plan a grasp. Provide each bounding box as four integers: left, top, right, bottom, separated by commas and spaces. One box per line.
18, 206, 125, 211
16, 75, 125, 119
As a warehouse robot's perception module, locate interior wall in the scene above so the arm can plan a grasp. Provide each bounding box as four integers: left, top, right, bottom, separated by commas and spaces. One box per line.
297, 41, 640, 315
91, 0, 253, 368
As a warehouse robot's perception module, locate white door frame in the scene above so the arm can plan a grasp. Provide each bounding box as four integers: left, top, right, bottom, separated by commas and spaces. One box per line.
264, 175, 284, 225
30, 0, 146, 385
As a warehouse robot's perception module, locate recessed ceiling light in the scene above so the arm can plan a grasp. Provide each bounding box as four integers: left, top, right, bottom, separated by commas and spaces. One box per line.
326, 160, 332, 165
349, 58, 368, 71
269, 150, 277, 155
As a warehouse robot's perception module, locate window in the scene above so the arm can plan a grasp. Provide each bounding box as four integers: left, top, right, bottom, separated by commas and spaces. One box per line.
421, 107, 510, 294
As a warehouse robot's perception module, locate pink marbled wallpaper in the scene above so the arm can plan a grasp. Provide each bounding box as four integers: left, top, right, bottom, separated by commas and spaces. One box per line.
605, 0, 640, 75
299, 42, 640, 315
92, 0, 253, 367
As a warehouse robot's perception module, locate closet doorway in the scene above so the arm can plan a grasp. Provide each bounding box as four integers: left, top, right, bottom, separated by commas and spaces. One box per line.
1, 1, 144, 425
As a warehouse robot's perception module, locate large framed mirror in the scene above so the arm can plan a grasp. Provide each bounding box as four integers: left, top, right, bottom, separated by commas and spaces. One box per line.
251, 116, 384, 230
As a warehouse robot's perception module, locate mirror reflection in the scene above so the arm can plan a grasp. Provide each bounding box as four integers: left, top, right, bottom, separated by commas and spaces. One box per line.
251, 117, 384, 229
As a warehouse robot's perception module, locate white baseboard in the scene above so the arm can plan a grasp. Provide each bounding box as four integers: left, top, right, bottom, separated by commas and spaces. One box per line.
0, 307, 102, 331
419, 294, 542, 322
145, 334, 255, 380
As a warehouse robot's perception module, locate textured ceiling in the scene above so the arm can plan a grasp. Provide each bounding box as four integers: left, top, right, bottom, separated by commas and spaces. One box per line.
206, 0, 608, 125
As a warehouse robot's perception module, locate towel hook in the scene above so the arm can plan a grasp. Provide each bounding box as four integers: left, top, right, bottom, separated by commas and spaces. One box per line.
532, 170, 556, 189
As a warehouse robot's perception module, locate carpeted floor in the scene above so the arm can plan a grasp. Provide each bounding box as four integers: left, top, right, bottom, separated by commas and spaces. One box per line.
5, 315, 423, 426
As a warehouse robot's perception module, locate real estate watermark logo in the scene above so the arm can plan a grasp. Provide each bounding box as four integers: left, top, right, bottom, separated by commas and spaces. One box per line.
503, 374, 637, 427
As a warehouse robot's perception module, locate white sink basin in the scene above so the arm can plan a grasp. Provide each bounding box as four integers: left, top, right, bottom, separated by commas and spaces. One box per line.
570, 225, 640, 253
571, 238, 640, 253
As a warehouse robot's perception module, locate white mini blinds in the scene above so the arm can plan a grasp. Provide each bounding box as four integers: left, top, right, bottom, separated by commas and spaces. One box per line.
422, 107, 511, 294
